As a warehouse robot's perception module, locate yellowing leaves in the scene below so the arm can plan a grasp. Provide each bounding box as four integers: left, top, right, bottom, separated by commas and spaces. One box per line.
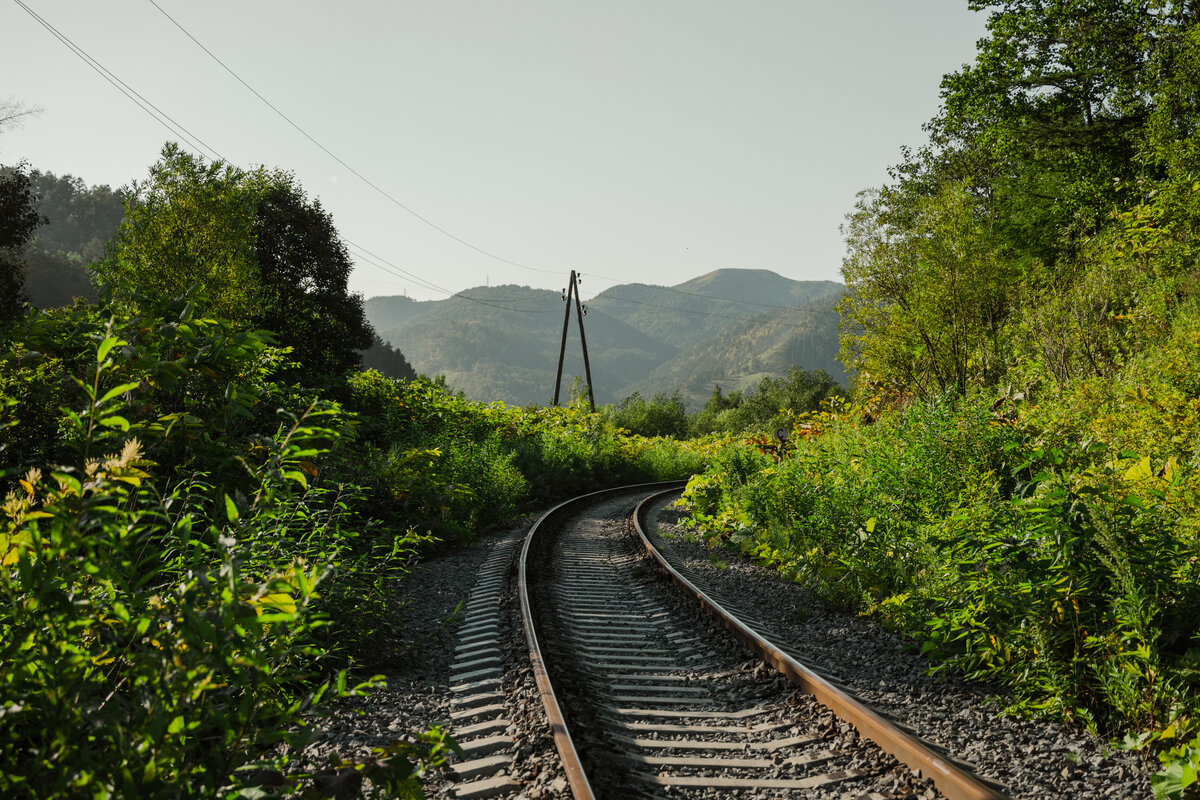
252, 592, 297, 616
1123, 455, 1178, 488
0, 531, 35, 567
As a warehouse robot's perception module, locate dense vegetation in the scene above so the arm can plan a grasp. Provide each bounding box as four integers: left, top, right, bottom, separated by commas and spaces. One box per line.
602, 367, 844, 440
677, 3, 1200, 796
17, 168, 124, 308
13, 2, 1200, 796
0, 147, 705, 797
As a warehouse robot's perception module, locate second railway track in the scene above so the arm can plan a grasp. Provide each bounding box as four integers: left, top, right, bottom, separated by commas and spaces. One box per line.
517, 483, 1010, 799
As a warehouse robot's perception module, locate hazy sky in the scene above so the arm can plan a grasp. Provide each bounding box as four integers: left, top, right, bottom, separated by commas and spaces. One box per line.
2, 1, 987, 302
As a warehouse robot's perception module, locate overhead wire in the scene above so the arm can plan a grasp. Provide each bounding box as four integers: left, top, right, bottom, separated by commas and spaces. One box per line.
18, 0, 840, 325
347, 242, 552, 313
13, 0, 225, 163
13, 0, 544, 314
145, 0, 561, 278
141, 0, 837, 318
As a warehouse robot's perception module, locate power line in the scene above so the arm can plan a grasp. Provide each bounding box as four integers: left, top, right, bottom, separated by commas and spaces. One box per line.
345, 241, 552, 313
13, 0, 225, 163
15, 0, 545, 315
21, 0, 842, 323
145, 0, 561, 278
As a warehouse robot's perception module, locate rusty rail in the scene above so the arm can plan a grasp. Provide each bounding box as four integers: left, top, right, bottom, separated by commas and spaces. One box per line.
517, 481, 686, 800
631, 487, 1009, 800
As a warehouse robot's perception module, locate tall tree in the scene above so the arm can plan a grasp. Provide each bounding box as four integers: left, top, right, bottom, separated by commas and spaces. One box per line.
97, 145, 259, 322
840, 182, 1015, 396
16, 170, 125, 308
249, 177, 373, 375
907, 0, 1157, 264
97, 144, 376, 376
0, 165, 43, 323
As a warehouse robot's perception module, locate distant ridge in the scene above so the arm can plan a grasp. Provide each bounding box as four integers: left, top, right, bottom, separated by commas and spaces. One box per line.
366, 269, 844, 408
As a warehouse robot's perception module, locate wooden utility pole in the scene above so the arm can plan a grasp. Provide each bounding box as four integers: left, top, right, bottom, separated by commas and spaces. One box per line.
572, 276, 595, 411
551, 270, 595, 411
552, 272, 574, 407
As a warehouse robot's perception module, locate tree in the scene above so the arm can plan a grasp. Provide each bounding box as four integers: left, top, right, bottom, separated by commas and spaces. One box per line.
604, 390, 689, 439
18, 170, 125, 308
97, 145, 259, 322
839, 183, 1015, 396
0, 164, 44, 323
0, 97, 40, 135
361, 335, 417, 380
921, 0, 1155, 263
249, 176, 373, 375
97, 144, 375, 375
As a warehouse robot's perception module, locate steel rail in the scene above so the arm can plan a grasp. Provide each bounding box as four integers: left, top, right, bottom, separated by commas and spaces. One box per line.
632, 487, 1010, 800
518, 480, 687, 800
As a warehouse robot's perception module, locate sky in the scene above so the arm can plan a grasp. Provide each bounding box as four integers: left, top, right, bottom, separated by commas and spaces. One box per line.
2, 1, 987, 302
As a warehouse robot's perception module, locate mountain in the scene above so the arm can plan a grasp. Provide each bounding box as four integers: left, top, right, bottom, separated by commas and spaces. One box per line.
374, 285, 675, 407
587, 269, 842, 350
619, 295, 845, 408
367, 269, 845, 408
364, 294, 428, 332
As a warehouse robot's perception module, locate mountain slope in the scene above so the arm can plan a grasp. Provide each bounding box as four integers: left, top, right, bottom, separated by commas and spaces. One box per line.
588, 269, 842, 349
366, 270, 844, 408
616, 294, 845, 408
375, 285, 675, 407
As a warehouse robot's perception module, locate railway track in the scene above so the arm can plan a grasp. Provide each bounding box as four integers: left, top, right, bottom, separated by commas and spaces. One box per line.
517, 483, 1010, 800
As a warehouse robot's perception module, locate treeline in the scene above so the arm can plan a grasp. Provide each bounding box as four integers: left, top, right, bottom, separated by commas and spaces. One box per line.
600, 366, 844, 439
677, 4, 1200, 796
0, 144, 705, 797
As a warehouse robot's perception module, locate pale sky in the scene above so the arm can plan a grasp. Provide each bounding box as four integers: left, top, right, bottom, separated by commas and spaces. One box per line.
2, 1, 986, 302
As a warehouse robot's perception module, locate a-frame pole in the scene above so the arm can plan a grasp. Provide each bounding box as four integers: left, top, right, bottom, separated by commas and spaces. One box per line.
572, 276, 596, 412
552, 270, 575, 406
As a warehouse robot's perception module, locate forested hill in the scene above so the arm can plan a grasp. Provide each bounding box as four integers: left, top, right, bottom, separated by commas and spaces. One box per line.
0, 168, 124, 308
620, 296, 844, 407
587, 270, 842, 349
367, 269, 844, 408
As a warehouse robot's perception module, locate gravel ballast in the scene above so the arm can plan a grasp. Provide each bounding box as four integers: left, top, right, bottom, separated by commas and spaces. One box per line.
643, 497, 1154, 800
287, 490, 1155, 800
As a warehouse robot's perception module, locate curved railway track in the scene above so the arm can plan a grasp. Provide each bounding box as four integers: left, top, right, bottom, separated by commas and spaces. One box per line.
517, 483, 1010, 800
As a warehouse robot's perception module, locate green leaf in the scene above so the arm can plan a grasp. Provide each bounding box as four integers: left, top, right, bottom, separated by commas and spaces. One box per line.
98, 382, 141, 406
224, 495, 239, 523
167, 715, 185, 735
96, 335, 121, 364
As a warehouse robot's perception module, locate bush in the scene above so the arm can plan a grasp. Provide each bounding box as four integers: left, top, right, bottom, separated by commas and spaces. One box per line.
602, 391, 689, 439
0, 302, 450, 797
679, 390, 1200, 736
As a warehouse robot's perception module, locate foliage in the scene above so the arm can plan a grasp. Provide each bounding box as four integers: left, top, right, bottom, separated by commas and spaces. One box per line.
1, 139, 725, 797
839, 183, 1015, 395
679, 389, 1200, 740
95, 143, 375, 378
16, 168, 125, 308
0, 162, 43, 323
602, 390, 689, 439
0, 309, 447, 797
689, 367, 844, 436
797, 12, 1200, 787
250, 176, 374, 375
339, 369, 706, 542
1154, 733, 1200, 799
